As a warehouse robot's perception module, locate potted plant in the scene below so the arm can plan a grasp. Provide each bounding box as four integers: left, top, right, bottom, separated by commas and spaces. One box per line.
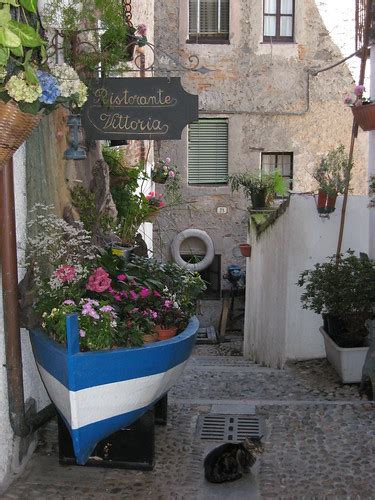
228, 170, 287, 209
297, 251, 375, 383
25, 207, 205, 465
41, 1, 148, 77
0, 2, 88, 167
345, 84, 375, 131
145, 191, 166, 222
312, 145, 350, 214
151, 157, 176, 184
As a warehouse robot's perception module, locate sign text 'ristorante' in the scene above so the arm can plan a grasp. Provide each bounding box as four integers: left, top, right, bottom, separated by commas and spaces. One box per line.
82, 78, 199, 140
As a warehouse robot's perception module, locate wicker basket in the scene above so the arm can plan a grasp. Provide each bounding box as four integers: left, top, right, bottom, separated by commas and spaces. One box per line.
0, 100, 42, 168
351, 102, 375, 131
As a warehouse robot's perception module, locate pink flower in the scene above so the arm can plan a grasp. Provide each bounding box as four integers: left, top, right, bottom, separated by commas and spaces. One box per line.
168, 170, 175, 178
158, 201, 166, 207
63, 299, 75, 306
165, 157, 171, 165
55, 265, 76, 283
82, 303, 100, 320
100, 305, 114, 313
164, 299, 173, 309
146, 191, 155, 200
354, 84, 365, 96
153, 291, 161, 298
117, 274, 127, 281
79, 329, 86, 338
136, 23, 147, 36
139, 287, 150, 298
86, 267, 112, 293
130, 290, 138, 300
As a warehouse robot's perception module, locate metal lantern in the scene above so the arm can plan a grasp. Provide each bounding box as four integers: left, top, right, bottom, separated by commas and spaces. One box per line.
64, 114, 87, 160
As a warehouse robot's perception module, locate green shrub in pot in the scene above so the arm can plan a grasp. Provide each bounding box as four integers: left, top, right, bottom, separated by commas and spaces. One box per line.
297, 251, 375, 347
228, 170, 287, 209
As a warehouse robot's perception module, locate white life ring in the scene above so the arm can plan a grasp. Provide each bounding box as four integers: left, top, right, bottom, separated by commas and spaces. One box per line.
171, 229, 215, 272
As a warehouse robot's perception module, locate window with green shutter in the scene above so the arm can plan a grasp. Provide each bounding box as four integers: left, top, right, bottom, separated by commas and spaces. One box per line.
188, 119, 228, 185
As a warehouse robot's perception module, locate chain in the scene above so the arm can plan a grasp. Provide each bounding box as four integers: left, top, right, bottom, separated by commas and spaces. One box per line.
122, 0, 133, 28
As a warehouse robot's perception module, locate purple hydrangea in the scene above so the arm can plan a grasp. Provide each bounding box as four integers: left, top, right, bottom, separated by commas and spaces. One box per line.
37, 70, 60, 105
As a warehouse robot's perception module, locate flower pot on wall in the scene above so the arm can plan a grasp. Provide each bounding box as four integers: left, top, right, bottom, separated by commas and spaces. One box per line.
317, 190, 328, 214
326, 193, 337, 213
250, 188, 267, 209
320, 327, 369, 383
352, 102, 375, 131
239, 243, 252, 257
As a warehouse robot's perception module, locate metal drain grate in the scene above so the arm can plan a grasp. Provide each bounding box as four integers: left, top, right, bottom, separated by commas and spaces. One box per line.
197, 414, 261, 442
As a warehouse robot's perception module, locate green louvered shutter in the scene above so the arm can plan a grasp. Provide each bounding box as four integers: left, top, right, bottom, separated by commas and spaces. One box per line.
188, 119, 228, 184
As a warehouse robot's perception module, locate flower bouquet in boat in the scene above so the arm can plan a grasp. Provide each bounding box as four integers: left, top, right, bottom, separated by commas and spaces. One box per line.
26, 206, 205, 464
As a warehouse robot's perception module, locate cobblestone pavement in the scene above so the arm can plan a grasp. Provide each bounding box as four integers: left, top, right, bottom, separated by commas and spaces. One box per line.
3, 340, 375, 499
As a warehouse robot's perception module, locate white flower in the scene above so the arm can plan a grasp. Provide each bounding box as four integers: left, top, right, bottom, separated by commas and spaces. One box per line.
50, 63, 87, 106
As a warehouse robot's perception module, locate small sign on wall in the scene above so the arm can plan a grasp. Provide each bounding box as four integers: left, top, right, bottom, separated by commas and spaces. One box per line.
82, 78, 198, 141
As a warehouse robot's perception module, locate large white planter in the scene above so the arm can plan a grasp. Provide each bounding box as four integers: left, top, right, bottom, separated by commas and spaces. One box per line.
320, 327, 369, 384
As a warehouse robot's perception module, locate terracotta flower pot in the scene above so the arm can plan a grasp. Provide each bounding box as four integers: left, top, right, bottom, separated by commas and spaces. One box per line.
155, 325, 177, 341
143, 332, 158, 344
351, 102, 375, 131
317, 190, 328, 214
326, 193, 337, 213
239, 243, 251, 257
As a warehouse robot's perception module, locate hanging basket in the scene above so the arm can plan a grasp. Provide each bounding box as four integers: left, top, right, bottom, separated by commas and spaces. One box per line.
351, 102, 375, 131
0, 101, 42, 169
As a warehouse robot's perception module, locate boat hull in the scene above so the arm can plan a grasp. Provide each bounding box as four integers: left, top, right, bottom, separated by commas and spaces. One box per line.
30, 315, 199, 464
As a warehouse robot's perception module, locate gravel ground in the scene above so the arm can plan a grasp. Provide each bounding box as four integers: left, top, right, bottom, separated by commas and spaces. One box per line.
3, 341, 375, 499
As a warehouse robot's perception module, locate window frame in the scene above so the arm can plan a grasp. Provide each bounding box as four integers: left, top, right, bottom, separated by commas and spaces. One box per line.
261, 152, 294, 191
188, 118, 229, 186
188, 0, 230, 44
263, 0, 295, 43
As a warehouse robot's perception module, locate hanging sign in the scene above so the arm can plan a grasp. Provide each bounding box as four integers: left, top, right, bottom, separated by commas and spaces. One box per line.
81, 77, 199, 140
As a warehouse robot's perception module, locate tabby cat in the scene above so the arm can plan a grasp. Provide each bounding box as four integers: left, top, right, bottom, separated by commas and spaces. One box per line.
204, 437, 264, 484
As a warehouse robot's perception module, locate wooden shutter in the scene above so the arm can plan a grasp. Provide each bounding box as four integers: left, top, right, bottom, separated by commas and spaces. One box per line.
188, 119, 228, 184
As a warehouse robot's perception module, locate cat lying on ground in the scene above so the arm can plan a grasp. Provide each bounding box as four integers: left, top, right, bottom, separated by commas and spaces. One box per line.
204, 437, 264, 484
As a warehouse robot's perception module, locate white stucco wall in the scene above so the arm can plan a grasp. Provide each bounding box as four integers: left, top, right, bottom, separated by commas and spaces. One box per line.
369, 43, 375, 260
0, 147, 50, 490
244, 195, 370, 368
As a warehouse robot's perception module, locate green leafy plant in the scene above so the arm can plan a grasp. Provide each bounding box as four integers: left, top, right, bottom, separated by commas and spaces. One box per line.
297, 251, 375, 347
312, 145, 351, 196
41, 1, 147, 76
228, 170, 287, 208
0, 2, 88, 114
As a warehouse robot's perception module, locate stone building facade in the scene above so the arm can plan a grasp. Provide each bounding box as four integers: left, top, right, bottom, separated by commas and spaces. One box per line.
153, 0, 368, 327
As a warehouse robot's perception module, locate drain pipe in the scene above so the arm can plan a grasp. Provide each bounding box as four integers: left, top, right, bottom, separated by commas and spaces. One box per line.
0, 158, 55, 437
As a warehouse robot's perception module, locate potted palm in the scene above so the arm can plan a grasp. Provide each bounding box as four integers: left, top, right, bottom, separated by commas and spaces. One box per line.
297, 251, 375, 383
312, 145, 350, 214
228, 170, 287, 209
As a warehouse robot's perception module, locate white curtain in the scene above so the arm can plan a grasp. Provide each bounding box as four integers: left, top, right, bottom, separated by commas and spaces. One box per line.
264, 15, 276, 36
280, 0, 293, 15
264, 0, 277, 14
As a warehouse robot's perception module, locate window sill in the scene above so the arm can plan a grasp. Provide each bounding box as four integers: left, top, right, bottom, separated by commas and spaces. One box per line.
261, 40, 296, 45
186, 38, 230, 45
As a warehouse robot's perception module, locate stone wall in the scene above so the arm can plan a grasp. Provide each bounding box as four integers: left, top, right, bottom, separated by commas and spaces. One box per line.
153, 0, 369, 325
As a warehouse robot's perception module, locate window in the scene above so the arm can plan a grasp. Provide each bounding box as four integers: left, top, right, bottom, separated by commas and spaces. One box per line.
263, 0, 294, 42
188, 119, 228, 185
261, 152, 293, 190
189, 0, 229, 43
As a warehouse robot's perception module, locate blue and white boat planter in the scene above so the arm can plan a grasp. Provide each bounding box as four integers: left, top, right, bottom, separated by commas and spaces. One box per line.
30, 314, 199, 465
